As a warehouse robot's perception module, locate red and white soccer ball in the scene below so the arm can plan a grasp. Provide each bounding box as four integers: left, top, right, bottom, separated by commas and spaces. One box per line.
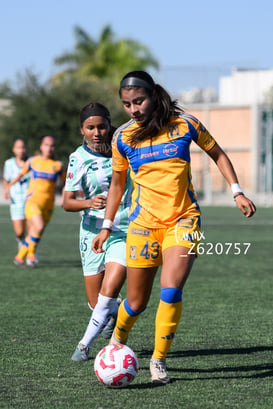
94, 344, 139, 388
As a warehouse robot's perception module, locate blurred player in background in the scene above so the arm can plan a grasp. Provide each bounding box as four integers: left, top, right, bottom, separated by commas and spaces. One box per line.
7, 136, 66, 267
63, 102, 131, 361
92, 71, 256, 384
3, 138, 30, 249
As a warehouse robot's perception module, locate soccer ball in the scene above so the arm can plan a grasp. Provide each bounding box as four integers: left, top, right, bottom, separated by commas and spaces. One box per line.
94, 344, 139, 388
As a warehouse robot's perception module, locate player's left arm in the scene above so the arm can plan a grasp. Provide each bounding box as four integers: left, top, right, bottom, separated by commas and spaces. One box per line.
207, 142, 256, 218
7, 171, 25, 190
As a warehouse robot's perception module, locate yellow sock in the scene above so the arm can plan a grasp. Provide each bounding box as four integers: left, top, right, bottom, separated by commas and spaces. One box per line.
114, 300, 142, 343
15, 239, 30, 260
26, 235, 40, 257
16, 235, 40, 260
153, 299, 183, 359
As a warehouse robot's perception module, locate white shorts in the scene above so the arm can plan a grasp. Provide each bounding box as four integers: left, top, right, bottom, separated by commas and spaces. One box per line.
79, 222, 126, 276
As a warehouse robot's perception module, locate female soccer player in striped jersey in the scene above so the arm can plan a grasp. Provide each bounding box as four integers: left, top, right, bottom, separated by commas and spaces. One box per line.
63, 102, 131, 361
92, 71, 256, 384
3, 138, 30, 249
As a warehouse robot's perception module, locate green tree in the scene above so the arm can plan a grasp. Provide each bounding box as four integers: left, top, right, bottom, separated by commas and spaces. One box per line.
52, 25, 159, 87
0, 71, 128, 167
0, 26, 158, 169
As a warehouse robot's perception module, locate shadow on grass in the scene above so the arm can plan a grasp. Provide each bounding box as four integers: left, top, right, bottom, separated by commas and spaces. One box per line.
120, 381, 167, 389
32, 260, 82, 268
137, 345, 273, 381
169, 363, 273, 381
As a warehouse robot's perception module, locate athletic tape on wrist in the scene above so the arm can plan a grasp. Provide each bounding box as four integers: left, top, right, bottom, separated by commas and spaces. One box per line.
231, 183, 243, 194
102, 219, 113, 230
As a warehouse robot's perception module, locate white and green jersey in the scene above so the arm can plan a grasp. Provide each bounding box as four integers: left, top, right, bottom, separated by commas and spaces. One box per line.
65, 144, 132, 233
3, 157, 30, 205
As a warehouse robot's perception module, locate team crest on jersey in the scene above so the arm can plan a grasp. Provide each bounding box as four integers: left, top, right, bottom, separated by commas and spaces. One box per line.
131, 227, 150, 236
87, 162, 99, 172
129, 246, 137, 260
169, 124, 180, 137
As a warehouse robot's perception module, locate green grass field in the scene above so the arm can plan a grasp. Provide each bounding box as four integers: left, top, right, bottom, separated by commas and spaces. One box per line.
0, 205, 272, 409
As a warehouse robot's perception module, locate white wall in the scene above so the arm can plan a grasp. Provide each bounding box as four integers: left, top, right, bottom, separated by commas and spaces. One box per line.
219, 69, 273, 105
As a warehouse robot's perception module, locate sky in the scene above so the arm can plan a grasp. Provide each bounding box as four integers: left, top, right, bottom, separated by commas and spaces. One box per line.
1, 0, 273, 94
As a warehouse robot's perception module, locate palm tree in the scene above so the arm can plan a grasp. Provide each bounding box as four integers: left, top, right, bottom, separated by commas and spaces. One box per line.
52, 25, 159, 87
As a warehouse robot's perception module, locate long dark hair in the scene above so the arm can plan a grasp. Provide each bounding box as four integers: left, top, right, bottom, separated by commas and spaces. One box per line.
119, 71, 183, 146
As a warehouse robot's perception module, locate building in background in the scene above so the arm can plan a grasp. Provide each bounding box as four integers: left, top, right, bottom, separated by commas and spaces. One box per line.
219, 68, 273, 105
1, 69, 272, 206
176, 68, 273, 206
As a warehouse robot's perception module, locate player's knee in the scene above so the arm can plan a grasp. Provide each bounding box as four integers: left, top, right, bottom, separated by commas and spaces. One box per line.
124, 298, 146, 316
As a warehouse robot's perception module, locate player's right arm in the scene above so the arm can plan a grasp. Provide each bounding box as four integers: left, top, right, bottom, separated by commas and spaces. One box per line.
63, 150, 108, 211
92, 169, 127, 253
5, 172, 24, 201
6, 159, 30, 190
3, 160, 11, 199
3, 178, 10, 199
62, 190, 107, 212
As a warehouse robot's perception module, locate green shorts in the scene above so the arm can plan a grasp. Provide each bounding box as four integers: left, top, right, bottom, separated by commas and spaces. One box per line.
10, 203, 25, 221
79, 222, 126, 276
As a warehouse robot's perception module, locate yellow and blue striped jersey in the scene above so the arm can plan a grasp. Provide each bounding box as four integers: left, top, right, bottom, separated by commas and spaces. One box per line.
112, 112, 216, 228
21, 156, 66, 202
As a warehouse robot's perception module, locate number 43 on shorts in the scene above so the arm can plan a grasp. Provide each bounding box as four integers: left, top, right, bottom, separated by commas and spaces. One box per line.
140, 241, 160, 259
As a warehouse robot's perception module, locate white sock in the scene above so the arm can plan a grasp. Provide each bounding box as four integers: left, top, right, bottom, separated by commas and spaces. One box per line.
79, 293, 118, 348
16, 236, 25, 250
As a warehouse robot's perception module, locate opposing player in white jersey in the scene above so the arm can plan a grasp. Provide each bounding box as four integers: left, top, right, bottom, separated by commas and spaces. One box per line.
63, 102, 131, 361
3, 139, 30, 249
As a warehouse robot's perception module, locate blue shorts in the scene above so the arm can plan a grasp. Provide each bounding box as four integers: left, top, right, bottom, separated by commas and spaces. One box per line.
80, 222, 126, 276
